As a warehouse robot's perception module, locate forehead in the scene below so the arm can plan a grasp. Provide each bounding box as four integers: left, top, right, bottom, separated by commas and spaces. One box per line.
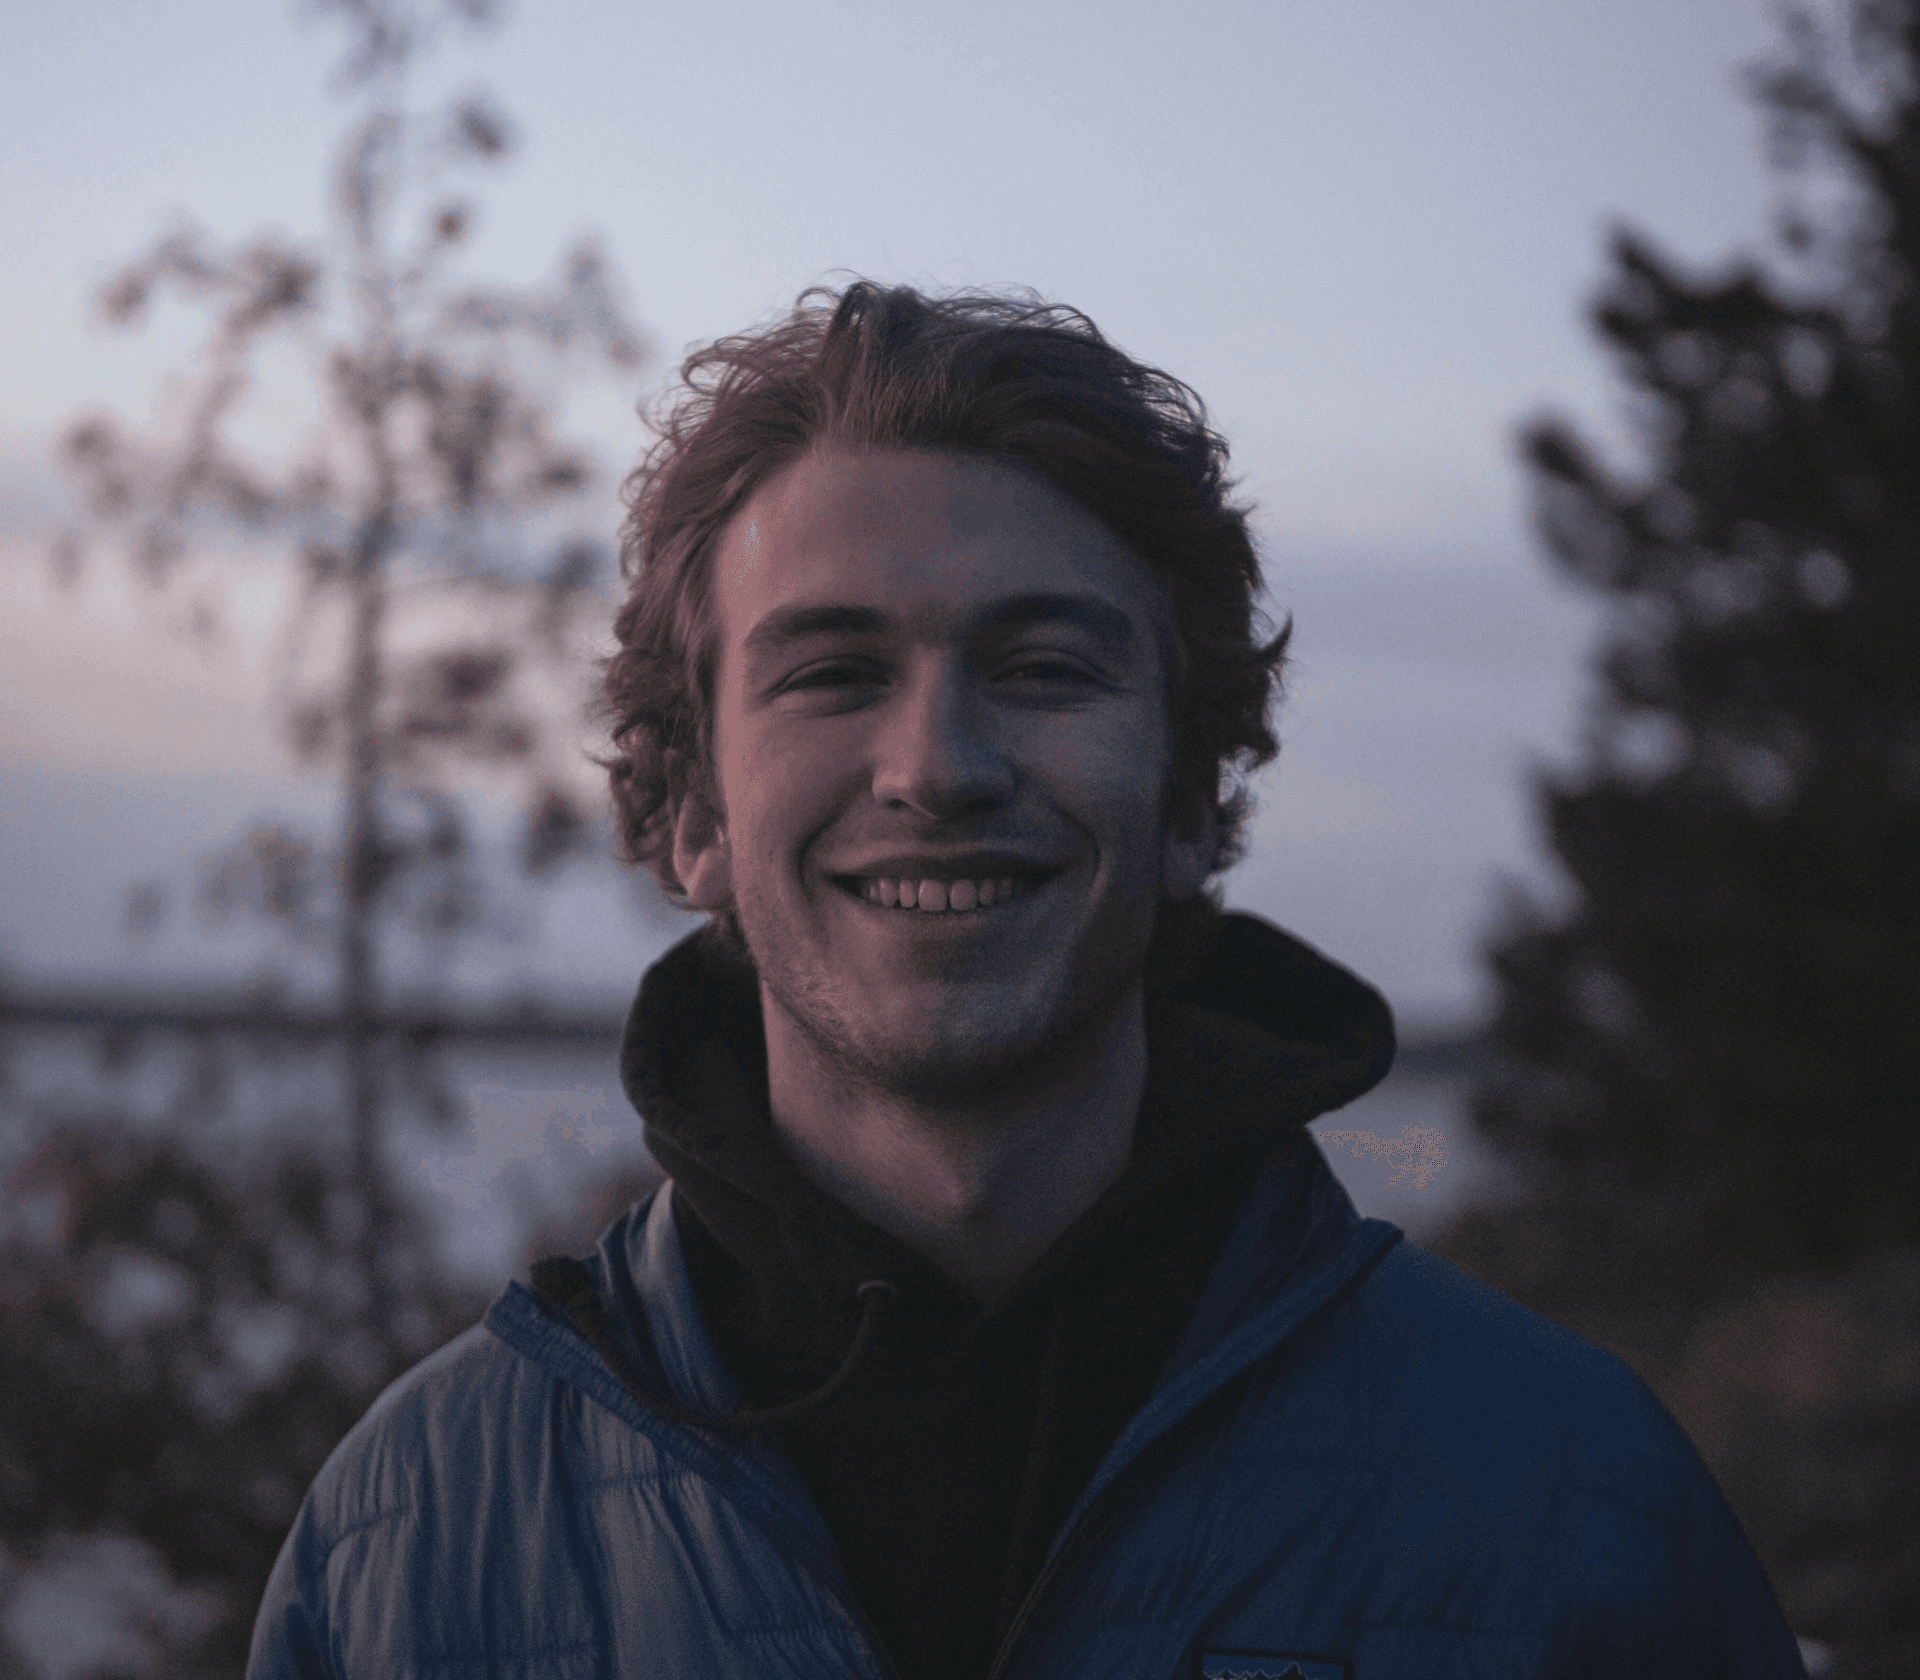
709, 447, 1169, 654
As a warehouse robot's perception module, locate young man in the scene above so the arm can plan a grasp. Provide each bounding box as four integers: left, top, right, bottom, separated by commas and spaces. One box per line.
250, 284, 1807, 1679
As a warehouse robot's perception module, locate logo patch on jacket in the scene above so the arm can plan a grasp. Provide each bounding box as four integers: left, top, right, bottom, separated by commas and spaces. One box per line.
1198, 1652, 1348, 1680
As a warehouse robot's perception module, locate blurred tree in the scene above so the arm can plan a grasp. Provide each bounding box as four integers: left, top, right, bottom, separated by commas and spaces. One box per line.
1, 0, 655, 1672
1436, 2, 1920, 1672
0, 1050, 481, 1680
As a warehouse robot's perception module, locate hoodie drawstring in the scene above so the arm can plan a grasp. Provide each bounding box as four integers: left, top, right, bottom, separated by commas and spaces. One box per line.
531, 1255, 897, 1441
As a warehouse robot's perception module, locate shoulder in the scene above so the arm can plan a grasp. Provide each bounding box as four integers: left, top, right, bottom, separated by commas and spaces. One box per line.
249, 1325, 532, 1678
252, 1320, 643, 1678
297, 1319, 572, 1549
1351, 1244, 1681, 1451
1201, 1242, 1804, 1664
1305, 1242, 1788, 1625
1341, 1241, 1690, 1493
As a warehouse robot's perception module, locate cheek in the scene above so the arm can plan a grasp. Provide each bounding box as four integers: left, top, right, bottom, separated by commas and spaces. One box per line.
727, 721, 860, 865
1025, 713, 1171, 822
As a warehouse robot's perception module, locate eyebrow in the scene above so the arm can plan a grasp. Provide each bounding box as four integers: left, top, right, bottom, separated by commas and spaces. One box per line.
740, 591, 1143, 660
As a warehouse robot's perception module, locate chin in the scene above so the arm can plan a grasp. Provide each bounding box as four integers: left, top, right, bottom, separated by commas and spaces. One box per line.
788, 966, 1136, 1109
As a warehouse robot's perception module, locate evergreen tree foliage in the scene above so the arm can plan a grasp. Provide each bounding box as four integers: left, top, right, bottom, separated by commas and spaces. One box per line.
1460, 0, 1919, 1286
1438, 5, 1920, 1670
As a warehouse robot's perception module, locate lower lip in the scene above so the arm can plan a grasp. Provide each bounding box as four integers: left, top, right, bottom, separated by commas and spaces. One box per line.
834, 874, 1056, 921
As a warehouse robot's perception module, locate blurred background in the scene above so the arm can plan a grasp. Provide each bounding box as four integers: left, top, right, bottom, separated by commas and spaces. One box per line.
3, 0, 1915, 1674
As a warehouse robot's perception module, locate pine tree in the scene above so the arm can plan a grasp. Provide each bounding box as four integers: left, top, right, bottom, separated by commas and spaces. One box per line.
1437, 5, 1920, 1669
1451, 0, 1919, 1291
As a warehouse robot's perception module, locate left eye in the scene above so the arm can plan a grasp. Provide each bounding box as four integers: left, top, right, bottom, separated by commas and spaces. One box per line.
1003, 659, 1092, 683
786, 662, 880, 690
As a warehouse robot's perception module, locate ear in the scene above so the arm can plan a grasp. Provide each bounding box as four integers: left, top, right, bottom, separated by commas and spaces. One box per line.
670, 779, 733, 913
1160, 804, 1220, 903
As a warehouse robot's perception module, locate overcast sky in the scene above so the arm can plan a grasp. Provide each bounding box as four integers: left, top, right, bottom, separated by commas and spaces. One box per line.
1, 0, 1795, 1025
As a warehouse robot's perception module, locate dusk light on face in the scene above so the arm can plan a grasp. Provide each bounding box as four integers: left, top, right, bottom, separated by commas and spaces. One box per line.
673, 447, 1211, 1103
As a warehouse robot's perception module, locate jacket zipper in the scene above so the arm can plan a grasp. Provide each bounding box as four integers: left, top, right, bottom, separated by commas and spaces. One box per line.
980, 1392, 1202, 1680
797, 1391, 1178, 1680
978, 1228, 1398, 1680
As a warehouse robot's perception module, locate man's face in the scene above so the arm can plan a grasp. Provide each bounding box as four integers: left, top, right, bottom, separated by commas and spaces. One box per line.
675, 446, 1211, 1104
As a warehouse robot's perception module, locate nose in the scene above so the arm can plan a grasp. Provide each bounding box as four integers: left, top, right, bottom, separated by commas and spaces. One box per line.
869, 660, 1015, 820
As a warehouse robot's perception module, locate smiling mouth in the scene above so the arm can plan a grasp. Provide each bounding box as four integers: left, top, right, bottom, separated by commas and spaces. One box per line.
830, 870, 1058, 914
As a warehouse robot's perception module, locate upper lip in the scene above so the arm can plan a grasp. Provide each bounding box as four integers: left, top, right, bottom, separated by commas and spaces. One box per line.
828, 852, 1065, 881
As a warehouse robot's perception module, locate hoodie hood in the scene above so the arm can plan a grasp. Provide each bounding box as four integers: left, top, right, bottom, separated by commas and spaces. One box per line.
618, 906, 1395, 1366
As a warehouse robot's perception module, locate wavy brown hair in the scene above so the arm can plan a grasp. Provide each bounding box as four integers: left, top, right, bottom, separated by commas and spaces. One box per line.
604, 281, 1290, 919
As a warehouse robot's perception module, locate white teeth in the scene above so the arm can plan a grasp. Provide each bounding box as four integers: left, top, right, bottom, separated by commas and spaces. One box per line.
852, 874, 1038, 912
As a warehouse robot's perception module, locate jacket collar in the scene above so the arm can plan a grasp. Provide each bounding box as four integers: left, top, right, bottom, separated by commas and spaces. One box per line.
485, 1128, 1403, 1567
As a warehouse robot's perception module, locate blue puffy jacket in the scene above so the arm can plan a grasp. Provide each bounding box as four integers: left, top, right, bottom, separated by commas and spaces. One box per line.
249, 1130, 1806, 1679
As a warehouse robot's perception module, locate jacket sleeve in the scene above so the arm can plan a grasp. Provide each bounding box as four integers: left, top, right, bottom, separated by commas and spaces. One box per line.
246, 1495, 338, 1680
1664, 1475, 1810, 1679
1561, 1441, 1809, 1680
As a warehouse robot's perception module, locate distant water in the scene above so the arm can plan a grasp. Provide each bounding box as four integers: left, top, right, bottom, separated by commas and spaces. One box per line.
418, 1031, 1529, 1272
2, 1010, 1520, 1304
0, 1019, 650, 1292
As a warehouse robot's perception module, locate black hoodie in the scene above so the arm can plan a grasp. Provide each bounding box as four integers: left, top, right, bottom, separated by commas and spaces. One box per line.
611, 908, 1394, 1680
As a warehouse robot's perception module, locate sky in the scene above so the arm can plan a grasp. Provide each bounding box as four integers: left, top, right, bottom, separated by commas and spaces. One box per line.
0, 0, 1797, 1026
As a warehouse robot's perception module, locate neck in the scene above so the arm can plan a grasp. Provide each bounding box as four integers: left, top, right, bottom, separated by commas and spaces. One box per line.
762, 988, 1149, 1308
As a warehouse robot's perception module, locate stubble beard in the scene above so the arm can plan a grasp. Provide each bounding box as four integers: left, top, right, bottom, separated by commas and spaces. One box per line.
737, 877, 1156, 1115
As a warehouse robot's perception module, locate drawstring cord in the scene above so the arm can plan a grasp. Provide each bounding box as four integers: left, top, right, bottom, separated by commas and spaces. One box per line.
531, 1255, 898, 1441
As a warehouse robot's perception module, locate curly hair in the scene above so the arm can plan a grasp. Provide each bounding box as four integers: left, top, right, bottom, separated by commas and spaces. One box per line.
603, 280, 1289, 913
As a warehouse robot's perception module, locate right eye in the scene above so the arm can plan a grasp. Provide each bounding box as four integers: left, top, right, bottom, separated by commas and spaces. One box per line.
783, 661, 884, 692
